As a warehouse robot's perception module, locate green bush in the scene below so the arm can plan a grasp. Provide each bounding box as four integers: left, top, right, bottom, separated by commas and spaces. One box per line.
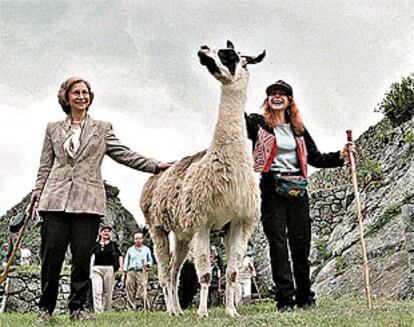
357, 160, 383, 187
315, 239, 332, 263
401, 131, 414, 144
376, 118, 394, 145
376, 74, 414, 127
334, 256, 346, 276
366, 204, 402, 237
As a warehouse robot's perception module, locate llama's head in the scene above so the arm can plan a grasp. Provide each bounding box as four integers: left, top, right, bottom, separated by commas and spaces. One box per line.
198, 41, 265, 84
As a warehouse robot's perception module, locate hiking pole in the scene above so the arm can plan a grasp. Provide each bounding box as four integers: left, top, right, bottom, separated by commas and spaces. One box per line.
252, 276, 262, 302
0, 209, 34, 284
346, 130, 372, 309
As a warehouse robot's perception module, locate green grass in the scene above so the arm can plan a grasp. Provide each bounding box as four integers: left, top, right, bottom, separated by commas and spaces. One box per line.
1, 297, 414, 326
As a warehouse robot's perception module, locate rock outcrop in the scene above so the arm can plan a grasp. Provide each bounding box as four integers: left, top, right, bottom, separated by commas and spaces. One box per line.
5, 269, 165, 313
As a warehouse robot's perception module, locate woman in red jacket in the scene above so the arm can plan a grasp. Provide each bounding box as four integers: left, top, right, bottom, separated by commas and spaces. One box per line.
245, 80, 351, 312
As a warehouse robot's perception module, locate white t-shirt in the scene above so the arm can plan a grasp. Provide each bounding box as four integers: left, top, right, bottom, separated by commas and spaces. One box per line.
21, 248, 31, 259
270, 124, 300, 173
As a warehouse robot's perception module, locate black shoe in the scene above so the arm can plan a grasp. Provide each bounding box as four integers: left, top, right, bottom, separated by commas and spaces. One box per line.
278, 304, 294, 313
37, 310, 53, 324
70, 309, 96, 321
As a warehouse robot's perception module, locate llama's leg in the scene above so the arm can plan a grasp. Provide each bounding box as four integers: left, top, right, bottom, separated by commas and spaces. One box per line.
150, 227, 173, 314
193, 226, 211, 318
169, 236, 191, 315
225, 221, 253, 318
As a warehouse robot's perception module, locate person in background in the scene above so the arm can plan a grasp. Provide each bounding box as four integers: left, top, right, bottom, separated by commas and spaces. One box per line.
91, 225, 123, 313
19, 244, 32, 266
122, 232, 153, 310
208, 255, 221, 307
235, 243, 256, 305
1, 243, 8, 268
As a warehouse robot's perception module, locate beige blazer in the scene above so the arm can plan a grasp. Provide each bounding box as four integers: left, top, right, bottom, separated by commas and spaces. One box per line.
33, 115, 159, 216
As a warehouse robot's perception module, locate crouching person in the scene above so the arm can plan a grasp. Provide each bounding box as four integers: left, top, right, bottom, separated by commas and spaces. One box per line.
122, 232, 153, 310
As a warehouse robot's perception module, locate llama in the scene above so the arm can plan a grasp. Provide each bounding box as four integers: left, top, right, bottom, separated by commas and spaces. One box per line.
140, 41, 265, 318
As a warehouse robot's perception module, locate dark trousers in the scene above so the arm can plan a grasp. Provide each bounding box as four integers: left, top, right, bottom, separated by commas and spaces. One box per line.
208, 287, 220, 307
39, 212, 100, 314
178, 261, 198, 309
260, 175, 313, 307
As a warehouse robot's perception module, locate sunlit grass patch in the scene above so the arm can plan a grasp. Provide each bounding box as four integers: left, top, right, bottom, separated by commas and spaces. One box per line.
1, 297, 413, 326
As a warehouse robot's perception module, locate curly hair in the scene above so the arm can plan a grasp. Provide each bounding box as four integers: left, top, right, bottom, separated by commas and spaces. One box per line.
57, 77, 94, 114
262, 96, 305, 134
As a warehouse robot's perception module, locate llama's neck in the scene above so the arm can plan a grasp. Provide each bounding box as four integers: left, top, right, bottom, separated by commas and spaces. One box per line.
210, 76, 248, 150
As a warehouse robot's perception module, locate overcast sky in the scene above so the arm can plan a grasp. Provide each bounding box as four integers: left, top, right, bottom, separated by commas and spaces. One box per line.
1, 0, 413, 225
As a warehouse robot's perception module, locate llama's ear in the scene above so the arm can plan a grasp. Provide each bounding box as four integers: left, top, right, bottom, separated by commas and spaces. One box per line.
243, 50, 266, 65
227, 40, 235, 49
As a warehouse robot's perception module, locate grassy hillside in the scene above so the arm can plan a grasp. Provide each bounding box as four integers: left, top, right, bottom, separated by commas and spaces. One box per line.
1, 297, 413, 326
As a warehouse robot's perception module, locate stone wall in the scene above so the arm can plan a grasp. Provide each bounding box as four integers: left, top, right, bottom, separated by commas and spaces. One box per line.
5, 269, 166, 313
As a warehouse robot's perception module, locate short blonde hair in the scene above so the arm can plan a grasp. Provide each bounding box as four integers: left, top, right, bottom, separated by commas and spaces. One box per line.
57, 77, 94, 114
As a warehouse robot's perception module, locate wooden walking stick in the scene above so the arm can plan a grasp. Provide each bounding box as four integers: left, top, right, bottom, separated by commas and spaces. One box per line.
346, 130, 372, 309
251, 276, 262, 302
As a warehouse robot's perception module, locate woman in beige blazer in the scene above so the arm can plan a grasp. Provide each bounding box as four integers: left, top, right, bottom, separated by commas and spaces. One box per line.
26, 76, 170, 323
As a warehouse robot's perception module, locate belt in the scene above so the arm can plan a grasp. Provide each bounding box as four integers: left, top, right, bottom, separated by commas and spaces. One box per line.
274, 171, 302, 177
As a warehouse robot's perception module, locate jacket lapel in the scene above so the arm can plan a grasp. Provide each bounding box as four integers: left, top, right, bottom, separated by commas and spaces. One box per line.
60, 118, 72, 140
54, 119, 72, 155
75, 115, 97, 159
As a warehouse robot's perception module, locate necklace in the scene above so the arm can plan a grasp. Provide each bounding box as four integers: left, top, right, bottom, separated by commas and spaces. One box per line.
100, 240, 109, 251
70, 114, 86, 124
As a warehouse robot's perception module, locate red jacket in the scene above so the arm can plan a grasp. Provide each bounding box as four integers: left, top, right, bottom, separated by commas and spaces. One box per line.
245, 113, 343, 178
253, 126, 308, 177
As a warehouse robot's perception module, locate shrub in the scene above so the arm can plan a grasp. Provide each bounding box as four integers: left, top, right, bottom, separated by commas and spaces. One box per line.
334, 256, 346, 276
365, 204, 402, 237
376, 74, 414, 127
401, 132, 414, 144
357, 160, 383, 187
315, 239, 332, 263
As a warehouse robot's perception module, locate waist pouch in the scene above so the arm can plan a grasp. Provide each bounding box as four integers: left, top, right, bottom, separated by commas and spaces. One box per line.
274, 174, 308, 198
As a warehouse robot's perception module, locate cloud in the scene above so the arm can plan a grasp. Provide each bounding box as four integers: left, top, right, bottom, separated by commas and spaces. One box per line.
1, 0, 413, 222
